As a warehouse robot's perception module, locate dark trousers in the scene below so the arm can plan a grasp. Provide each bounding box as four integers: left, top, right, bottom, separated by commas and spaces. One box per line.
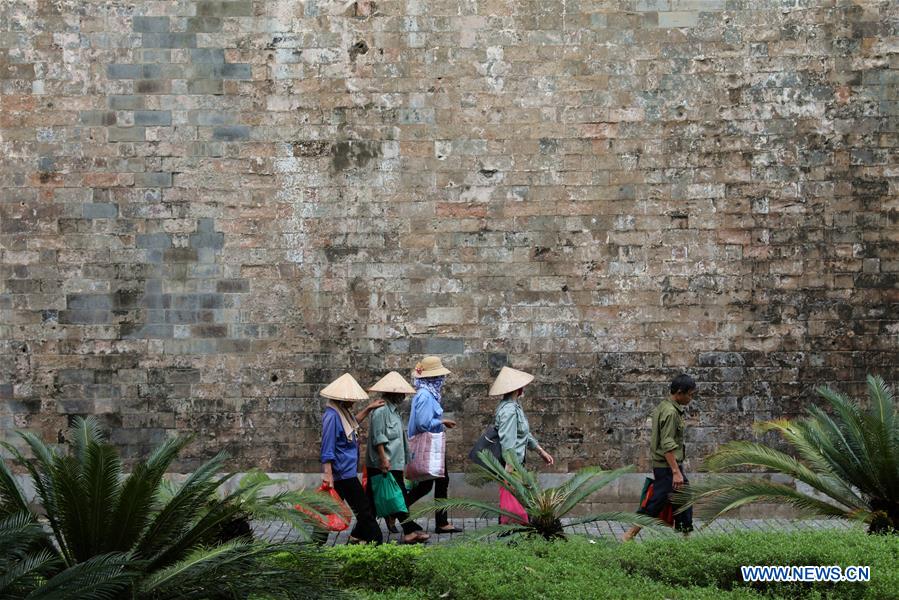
637, 465, 694, 533
365, 470, 423, 536
333, 476, 383, 543
406, 473, 450, 528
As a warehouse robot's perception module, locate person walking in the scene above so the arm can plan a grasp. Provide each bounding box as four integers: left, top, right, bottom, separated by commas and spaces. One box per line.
320, 372, 384, 544
622, 373, 697, 541
490, 366, 554, 470
365, 371, 430, 544
404, 356, 461, 534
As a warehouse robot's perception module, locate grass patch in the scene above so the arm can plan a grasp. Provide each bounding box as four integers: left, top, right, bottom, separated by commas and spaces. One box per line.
325, 531, 899, 600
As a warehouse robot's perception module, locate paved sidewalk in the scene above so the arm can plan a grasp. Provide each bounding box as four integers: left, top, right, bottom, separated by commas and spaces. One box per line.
257, 516, 860, 546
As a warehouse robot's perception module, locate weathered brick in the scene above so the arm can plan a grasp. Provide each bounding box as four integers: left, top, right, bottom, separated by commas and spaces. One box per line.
107, 127, 146, 142
82, 203, 118, 219
196, 1, 254, 17
133, 172, 173, 188
211, 125, 250, 141
133, 110, 172, 126
141, 32, 197, 48
132, 16, 170, 33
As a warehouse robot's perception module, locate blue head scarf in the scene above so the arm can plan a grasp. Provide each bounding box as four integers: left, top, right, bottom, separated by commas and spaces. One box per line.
414, 375, 446, 403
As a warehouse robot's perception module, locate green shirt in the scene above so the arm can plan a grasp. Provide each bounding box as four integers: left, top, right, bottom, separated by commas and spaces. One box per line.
651, 398, 685, 468
366, 402, 409, 470
495, 399, 539, 464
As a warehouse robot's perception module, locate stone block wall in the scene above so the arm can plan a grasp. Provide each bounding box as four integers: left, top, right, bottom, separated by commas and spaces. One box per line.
1, 0, 897, 475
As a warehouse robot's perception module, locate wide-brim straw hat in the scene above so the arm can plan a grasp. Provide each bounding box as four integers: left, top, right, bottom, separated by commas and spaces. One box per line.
412, 355, 451, 379
369, 371, 416, 394
320, 373, 369, 402
489, 366, 535, 396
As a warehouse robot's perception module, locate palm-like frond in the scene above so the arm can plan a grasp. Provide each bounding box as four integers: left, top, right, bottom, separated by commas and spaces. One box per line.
556, 466, 635, 516
411, 451, 653, 540
0, 458, 31, 519
676, 475, 859, 522
134, 451, 230, 561
564, 511, 664, 530
0, 549, 59, 597
2, 418, 344, 598
141, 542, 342, 600
105, 435, 192, 552
3, 437, 70, 564
0, 512, 59, 597
24, 552, 134, 600
407, 498, 538, 524
681, 377, 899, 533
703, 441, 864, 510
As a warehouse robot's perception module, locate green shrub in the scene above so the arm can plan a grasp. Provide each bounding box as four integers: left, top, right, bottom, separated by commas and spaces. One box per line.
615, 530, 899, 600
327, 532, 899, 600
410, 538, 763, 600
326, 543, 425, 591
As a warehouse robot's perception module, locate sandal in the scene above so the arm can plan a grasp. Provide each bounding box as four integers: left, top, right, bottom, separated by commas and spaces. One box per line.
414, 531, 431, 542
435, 525, 462, 534
386, 516, 399, 533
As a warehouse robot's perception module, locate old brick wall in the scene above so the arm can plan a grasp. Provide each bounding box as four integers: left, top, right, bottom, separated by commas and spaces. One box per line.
1, 0, 897, 474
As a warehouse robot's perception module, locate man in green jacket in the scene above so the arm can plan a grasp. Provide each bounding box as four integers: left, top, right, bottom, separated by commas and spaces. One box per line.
623, 374, 696, 541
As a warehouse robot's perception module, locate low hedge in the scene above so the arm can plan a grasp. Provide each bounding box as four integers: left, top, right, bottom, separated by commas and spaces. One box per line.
324, 530, 898, 600
615, 529, 899, 600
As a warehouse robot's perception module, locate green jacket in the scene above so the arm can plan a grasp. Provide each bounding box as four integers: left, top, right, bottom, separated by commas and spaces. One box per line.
365, 402, 409, 470
650, 398, 685, 469
495, 399, 539, 464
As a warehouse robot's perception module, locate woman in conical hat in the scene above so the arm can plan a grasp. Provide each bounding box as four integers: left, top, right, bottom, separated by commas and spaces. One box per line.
404, 356, 462, 534
491, 366, 554, 469
319, 372, 384, 544
365, 372, 430, 543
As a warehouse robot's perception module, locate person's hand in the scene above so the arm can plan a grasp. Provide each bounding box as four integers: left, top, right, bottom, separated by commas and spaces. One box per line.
539, 448, 554, 466
322, 471, 334, 488
672, 471, 685, 491
442, 419, 457, 429
504, 462, 514, 474
379, 457, 391, 473
367, 399, 385, 411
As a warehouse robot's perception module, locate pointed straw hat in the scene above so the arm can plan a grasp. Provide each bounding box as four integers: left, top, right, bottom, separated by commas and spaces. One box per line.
368, 371, 416, 394
488, 366, 535, 396
411, 355, 451, 379
320, 373, 369, 402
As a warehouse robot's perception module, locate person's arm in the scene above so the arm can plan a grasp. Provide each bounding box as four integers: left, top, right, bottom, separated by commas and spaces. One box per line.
321, 411, 337, 486
355, 399, 385, 422
495, 404, 517, 472
376, 443, 390, 473
426, 395, 447, 431
665, 450, 683, 489
658, 413, 684, 489
369, 408, 391, 472
496, 404, 517, 455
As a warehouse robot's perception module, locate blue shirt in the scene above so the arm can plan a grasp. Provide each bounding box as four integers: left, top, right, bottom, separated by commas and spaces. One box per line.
407, 388, 444, 438
320, 407, 358, 480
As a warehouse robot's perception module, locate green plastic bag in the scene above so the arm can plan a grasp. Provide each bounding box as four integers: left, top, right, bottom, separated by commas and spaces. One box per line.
371, 472, 407, 517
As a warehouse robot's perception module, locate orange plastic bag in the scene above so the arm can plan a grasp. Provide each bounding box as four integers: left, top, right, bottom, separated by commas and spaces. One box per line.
295, 483, 352, 532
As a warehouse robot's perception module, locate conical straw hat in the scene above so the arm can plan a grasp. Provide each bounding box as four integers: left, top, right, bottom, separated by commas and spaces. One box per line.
320, 373, 369, 402
488, 366, 535, 396
368, 371, 416, 394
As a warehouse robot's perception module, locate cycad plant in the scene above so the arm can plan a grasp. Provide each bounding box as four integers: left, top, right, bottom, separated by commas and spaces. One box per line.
677, 375, 899, 534
159, 468, 341, 544
408, 450, 660, 540
0, 416, 342, 599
